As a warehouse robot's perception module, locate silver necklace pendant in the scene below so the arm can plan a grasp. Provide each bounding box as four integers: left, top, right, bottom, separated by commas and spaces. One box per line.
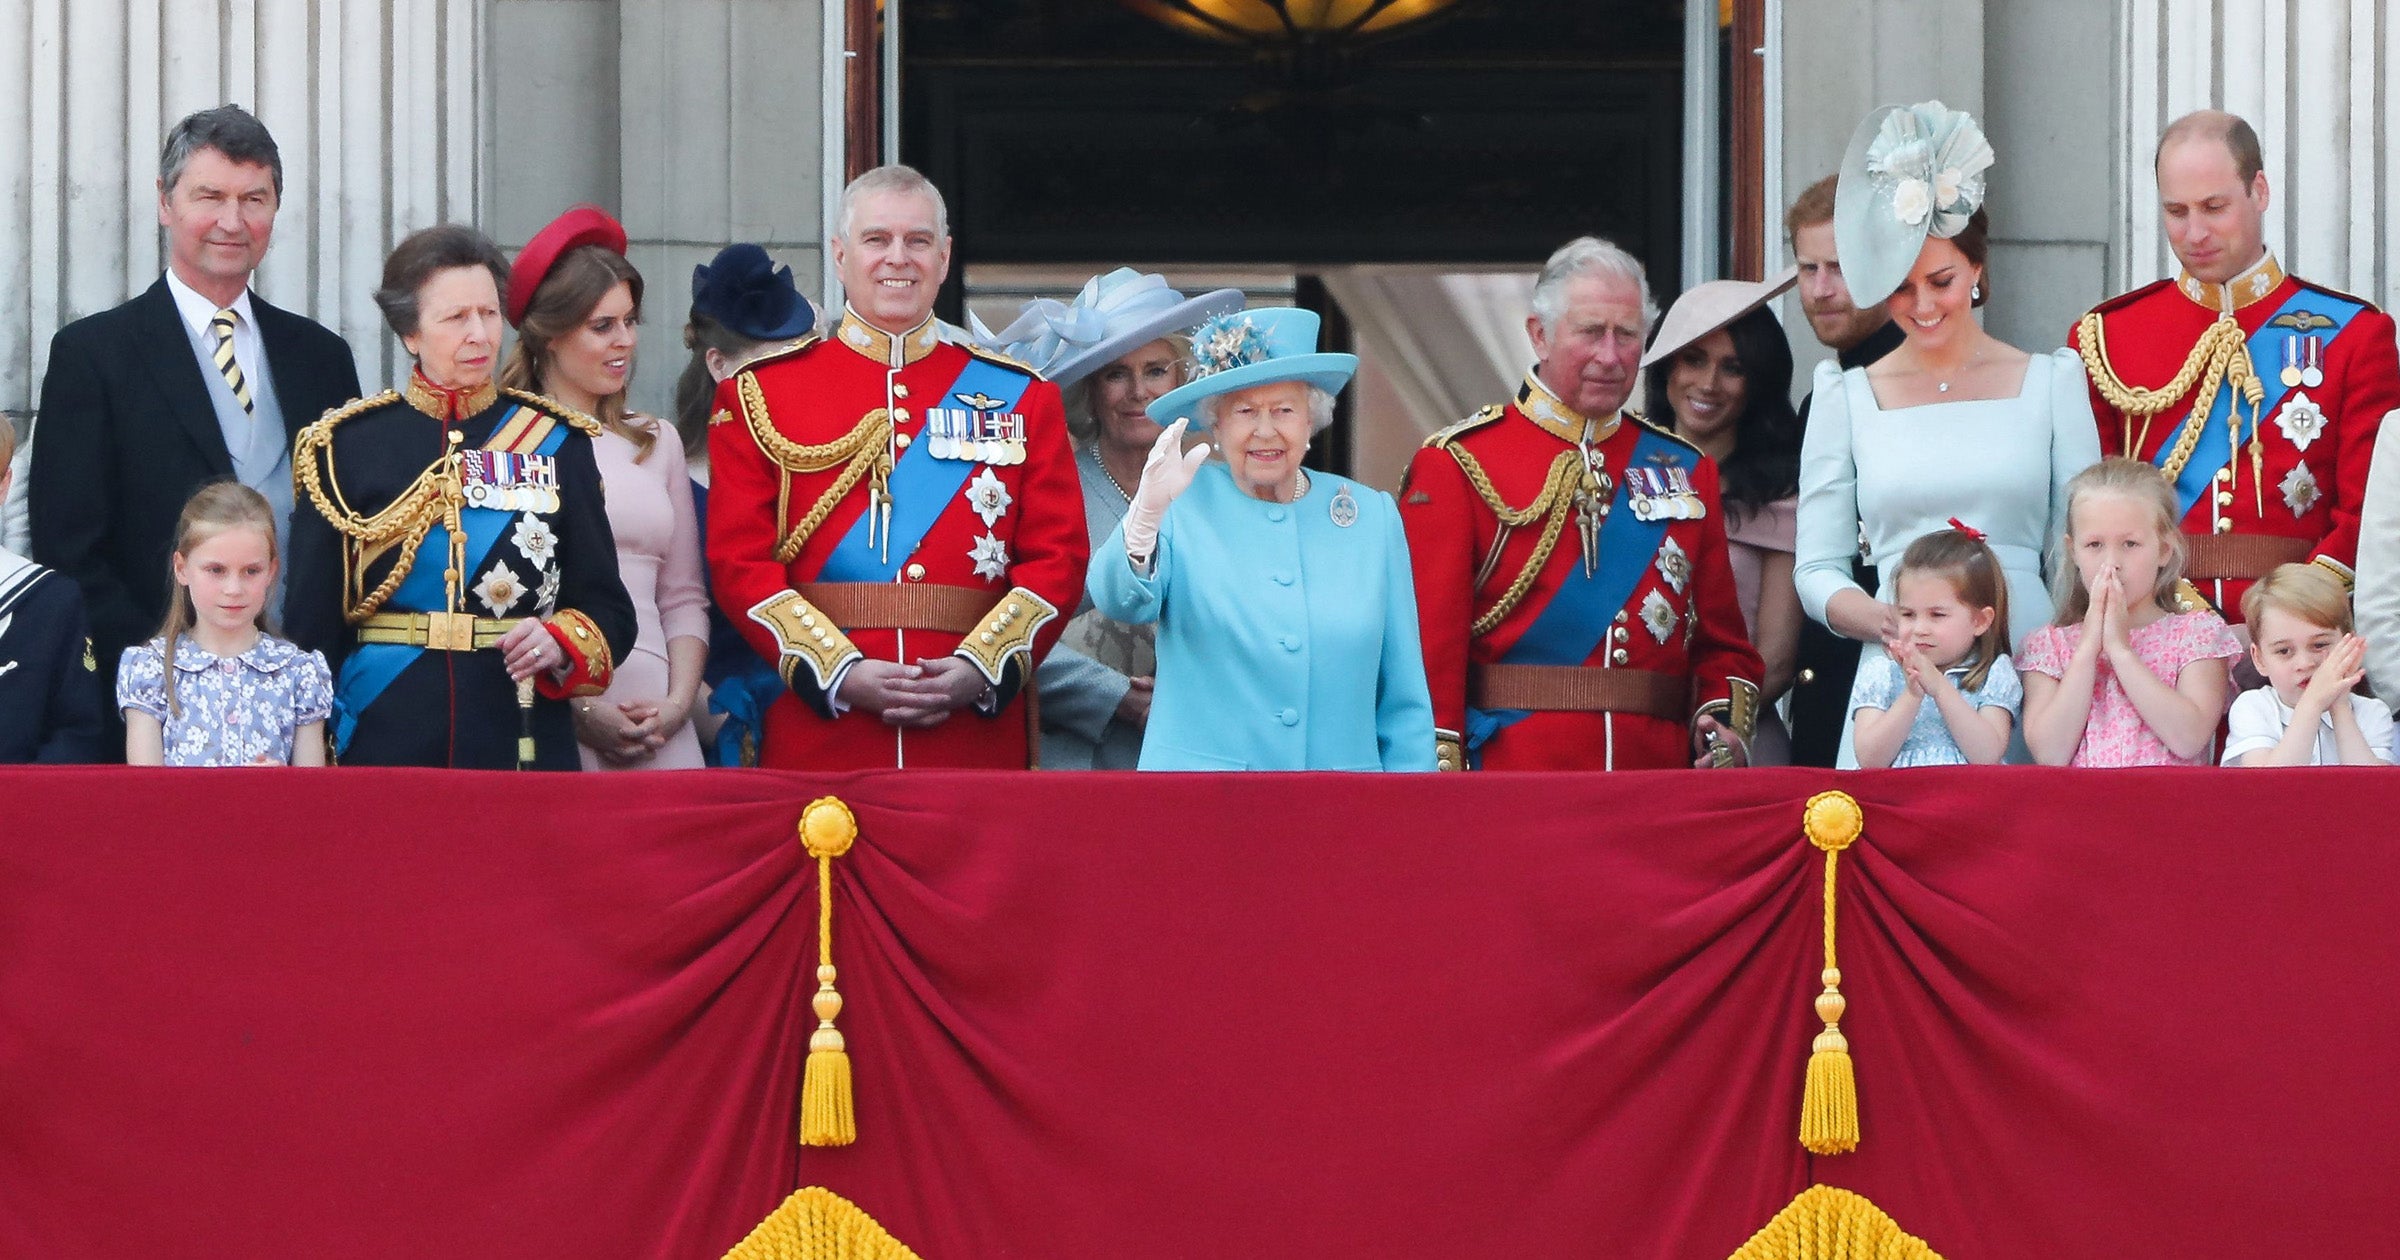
1329, 484, 1358, 528
1937, 381, 1951, 393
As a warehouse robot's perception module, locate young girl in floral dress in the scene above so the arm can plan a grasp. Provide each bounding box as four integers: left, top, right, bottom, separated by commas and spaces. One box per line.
2018, 459, 2241, 766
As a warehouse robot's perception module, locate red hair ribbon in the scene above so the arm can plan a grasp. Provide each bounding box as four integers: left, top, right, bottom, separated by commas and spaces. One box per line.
1946, 517, 1986, 541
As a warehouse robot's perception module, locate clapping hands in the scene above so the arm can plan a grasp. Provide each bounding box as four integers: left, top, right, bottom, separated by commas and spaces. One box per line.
2299, 633, 2368, 714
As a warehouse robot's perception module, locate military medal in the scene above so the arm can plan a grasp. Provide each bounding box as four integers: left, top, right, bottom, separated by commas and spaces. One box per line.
1329, 485, 1358, 528
2276, 391, 2327, 451
2280, 461, 2321, 517
965, 467, 1013, 527
2301, 335, 2325, 388
1654, 536, 1690, 595
2280, 336, 2304, 389
1639, 588, 1677, 644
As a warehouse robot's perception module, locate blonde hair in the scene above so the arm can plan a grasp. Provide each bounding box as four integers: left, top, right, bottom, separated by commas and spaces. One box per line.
2241, 562, 2353, 635
155, 482, 280, 718
1893, 527, 2012, 691
2049, 457, 2190, 625
1063, 332, 1194, 447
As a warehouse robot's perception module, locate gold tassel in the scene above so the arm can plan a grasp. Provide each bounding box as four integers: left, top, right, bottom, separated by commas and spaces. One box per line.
1799, 790, 1863, 1156
799, 796, 859, 1147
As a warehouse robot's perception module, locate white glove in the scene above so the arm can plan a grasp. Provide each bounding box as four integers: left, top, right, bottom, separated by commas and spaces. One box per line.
1122, 418, 1210, 565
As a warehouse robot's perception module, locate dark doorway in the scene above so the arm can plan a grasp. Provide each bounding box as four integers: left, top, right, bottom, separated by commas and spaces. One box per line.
903, 1, 1688, 288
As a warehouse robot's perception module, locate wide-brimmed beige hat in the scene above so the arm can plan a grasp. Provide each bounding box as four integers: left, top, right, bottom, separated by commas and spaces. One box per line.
1640, 268, 1798, 369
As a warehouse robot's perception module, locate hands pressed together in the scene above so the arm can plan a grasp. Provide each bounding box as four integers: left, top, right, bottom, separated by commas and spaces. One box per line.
839, 657, 992, 729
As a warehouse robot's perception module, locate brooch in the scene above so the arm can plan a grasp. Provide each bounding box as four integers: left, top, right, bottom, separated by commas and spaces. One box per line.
1329, 485, 1359, 528
2275, 391, 2327, 451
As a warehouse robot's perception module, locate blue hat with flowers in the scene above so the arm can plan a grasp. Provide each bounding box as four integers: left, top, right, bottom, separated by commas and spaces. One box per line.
971, 268, 1244, 389
690, 243, 816, 342
1145, 308, 1358, 432
1833, 101, 1995, 306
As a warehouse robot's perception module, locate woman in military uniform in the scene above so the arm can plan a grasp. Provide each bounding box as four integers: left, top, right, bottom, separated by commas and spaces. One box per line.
283, 224, 635, 768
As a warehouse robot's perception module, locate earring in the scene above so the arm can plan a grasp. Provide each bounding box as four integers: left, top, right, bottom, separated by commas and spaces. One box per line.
1971, 284, 1983, 301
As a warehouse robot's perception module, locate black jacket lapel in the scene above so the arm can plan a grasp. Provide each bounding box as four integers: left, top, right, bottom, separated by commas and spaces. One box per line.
131, 279, 236, 477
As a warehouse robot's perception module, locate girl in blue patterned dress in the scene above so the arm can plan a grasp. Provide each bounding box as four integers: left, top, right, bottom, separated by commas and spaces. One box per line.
1848, 526, 2021, 767
118, 483, 333, 766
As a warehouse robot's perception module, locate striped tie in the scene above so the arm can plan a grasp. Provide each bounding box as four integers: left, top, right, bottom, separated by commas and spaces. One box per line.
210, 308, 254, 414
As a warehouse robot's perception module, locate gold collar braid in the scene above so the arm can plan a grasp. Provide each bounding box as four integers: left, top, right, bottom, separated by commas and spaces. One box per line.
291, 395, 471, 623
2076, 310, 2266, 488
736, 372, 895, 563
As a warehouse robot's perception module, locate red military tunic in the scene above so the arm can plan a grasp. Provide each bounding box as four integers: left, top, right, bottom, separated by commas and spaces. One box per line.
707, 309, 1088, 769
2073, 253, 2399, 619
1401, 373, 1763, 771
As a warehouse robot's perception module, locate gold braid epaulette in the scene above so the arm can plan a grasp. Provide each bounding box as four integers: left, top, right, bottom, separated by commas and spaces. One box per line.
1437, 438, 1586, 636
501, 388, 602, 438
292, 391, 465, 624
2076, 311, 2264, 478
734, 370, 893, 563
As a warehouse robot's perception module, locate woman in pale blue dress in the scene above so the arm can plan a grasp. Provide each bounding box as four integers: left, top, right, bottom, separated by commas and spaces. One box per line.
1795, 101, 2102, 766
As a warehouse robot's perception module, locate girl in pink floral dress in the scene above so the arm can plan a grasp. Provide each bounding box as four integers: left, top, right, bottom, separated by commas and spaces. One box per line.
2019, 459, 2240, 766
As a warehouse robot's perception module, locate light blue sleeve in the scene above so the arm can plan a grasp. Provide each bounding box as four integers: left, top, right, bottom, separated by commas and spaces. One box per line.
1973, 655, 2024, 716
1370, 491, 1438, 771
1847, 651, 1901, 715
1086, 511, 1169, 627
2044, 347, 2104, 569
115, 640, 168, 722
1795, 360, 1866, 626
1035, 643, 1133, 746
294, 647, 335, 724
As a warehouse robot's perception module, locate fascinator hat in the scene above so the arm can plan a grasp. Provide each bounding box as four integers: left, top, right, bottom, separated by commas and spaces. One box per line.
970, 268, 1244, 389
690, 244, 816, 342
1145, 307, 1358, 433
1640, 267, 1799, 369
508, 205, 628, 327
1832, 101, 1996, 306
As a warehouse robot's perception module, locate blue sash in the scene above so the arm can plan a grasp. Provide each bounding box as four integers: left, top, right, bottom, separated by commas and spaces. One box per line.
1464, 425, 1682, 762
818, 356, 1034, 583
2154, 288, 2365, 518
333, 408, 566, 753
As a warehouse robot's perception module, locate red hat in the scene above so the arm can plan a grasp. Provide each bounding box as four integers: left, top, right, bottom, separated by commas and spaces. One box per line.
508, 205, 628, 327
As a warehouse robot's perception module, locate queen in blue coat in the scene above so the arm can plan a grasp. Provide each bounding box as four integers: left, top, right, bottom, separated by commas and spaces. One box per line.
1088, 308, 1436, 771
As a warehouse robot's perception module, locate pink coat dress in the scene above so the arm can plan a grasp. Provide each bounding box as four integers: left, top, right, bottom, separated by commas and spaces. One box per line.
581, 423, 711, 770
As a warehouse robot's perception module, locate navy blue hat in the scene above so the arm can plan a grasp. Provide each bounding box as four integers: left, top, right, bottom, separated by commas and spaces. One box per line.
690, 244, 815, 342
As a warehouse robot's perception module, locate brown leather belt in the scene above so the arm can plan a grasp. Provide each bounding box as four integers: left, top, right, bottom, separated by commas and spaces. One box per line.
2184, 533, 2313, 581
796, 582, 989, 634
1468, 663, 1687, 720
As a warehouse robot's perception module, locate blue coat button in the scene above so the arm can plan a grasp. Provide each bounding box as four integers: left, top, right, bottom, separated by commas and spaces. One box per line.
1280, 635, 1300, 652
1267, 507, 1287, 523
1273, 572, 1294, 585
1277, 707, 1299, 726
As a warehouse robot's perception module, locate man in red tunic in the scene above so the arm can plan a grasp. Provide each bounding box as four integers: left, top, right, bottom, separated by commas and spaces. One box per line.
2073, 110, 2398, 622
707, 165, 1087, 769
1401, 237, 1763, 771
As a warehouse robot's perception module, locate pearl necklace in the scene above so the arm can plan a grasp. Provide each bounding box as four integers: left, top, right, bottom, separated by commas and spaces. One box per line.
1091, 443, 1136, 505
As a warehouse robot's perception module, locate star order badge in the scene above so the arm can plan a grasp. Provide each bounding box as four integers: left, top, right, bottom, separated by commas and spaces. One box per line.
2275, 391, 2327, 451
1654, 537, 1690, 595
475, 560, 525, 616
1639, 588, 1677, 645
968, 532, 1011, 583
965, 467, 1013, 527
2280, 461, 2322, 517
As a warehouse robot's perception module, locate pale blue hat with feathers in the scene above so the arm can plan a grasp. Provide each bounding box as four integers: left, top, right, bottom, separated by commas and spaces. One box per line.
1833, 101, 1996, 305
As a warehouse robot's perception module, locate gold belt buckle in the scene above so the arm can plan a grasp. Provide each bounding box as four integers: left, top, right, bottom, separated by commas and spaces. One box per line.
424, 611, 478, 652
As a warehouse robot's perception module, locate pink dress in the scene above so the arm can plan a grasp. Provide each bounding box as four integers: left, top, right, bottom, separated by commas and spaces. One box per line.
1726, 496, 1796, 765
2017, 609, 2241, 766
581, 422, 711, 771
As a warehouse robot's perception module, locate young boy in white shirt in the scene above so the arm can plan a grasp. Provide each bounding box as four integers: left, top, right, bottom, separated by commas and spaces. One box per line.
2223, 563, 2395, 766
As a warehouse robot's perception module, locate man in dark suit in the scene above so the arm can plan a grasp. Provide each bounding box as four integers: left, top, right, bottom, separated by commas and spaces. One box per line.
29, 105, 359, 746
1784, 174, 1903, 768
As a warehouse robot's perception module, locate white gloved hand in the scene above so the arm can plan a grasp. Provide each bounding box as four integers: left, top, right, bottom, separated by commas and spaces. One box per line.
1121, 418, 1210, 565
